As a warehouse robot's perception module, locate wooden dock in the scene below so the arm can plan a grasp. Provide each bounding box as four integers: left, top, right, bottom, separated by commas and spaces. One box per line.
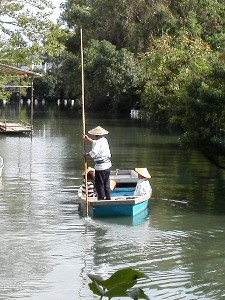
0, 121, 32, 135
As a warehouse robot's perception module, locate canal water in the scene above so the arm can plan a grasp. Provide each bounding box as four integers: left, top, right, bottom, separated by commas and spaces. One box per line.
0, 102, 225, 299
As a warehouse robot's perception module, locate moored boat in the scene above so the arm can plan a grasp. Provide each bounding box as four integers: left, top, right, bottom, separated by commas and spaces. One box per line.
78, 169, 152, 218
0, 156, 4, 177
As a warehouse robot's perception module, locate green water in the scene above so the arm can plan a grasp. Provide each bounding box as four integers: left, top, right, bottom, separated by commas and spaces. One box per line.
0, 101, 225, 299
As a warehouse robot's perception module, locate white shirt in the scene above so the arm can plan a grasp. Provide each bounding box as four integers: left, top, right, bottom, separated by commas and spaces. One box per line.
134, 179, 152, 196
89, 136, 112, 171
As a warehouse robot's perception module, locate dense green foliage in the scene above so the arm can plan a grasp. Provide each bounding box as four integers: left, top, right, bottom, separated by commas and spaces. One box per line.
84, 40, 142, 112
0, 0, 65, 101
0, 0, 64, 63
0, 0, 225, 164
58, 0, 225, 165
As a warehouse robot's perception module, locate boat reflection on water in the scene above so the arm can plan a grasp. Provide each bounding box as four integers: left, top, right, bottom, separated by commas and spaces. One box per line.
96, 207, 149, 227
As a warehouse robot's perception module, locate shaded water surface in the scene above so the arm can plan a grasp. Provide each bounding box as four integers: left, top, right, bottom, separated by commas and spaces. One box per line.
0, 103, 225, 299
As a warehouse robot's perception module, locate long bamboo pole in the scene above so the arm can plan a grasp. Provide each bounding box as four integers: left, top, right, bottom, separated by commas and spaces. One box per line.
80, 28, 89, 217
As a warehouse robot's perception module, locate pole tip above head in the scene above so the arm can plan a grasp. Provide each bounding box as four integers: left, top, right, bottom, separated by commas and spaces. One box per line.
135, 168, 151, 179
88, 126, 109, 135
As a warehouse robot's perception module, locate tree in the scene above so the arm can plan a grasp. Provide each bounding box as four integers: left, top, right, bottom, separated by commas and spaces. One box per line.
84, 40, 141, 112
171, 0, 225, 49
178, 54, 225, 168
139, 32, 225, 166
61, 0, 225, 54
0, 0, 66, 101
0, 0, 65, 65
60, 0, 178, 53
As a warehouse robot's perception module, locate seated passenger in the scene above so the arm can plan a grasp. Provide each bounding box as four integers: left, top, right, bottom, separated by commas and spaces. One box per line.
134, 168, 152, 197
81, 167, 96, 197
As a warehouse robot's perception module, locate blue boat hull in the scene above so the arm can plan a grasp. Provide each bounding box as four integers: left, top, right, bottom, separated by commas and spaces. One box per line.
78, 170, 152, 218
79, 191, 151, 218
92, 198, 149, 217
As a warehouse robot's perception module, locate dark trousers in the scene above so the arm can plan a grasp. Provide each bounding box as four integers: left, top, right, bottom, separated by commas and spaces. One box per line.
95, 168, 111, 200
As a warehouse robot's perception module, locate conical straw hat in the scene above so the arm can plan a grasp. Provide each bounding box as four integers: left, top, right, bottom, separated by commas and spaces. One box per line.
135, 168, 151, 179
88, 126, 109, 135
82, 167, 95, 175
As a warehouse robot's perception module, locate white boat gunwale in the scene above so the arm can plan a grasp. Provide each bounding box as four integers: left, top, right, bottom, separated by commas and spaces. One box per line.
79, 194, 150, 207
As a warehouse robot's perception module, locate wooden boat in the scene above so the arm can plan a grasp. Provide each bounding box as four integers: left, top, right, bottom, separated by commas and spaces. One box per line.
0, 156, 4, 177
78, 169, 152, 218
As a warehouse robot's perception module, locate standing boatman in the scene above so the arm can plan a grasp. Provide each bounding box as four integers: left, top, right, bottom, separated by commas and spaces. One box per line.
83, 126, 112, 200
